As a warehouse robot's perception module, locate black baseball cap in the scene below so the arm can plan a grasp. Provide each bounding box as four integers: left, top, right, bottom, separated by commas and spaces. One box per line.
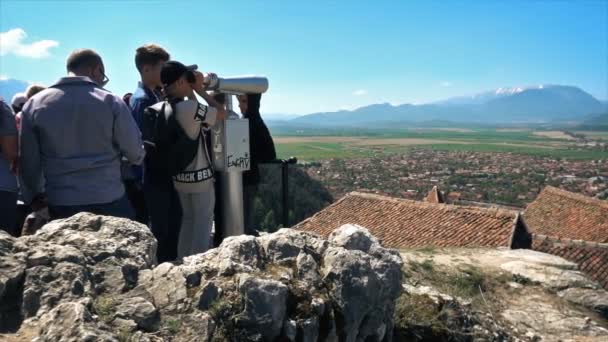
161, 61, 198, 87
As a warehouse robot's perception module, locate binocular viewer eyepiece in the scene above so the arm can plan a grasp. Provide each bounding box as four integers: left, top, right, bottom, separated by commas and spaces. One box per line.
203, 75, 269, 95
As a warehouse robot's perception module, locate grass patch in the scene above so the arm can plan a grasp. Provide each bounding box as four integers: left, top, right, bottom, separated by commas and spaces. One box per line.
394, 293, 473, 341
207, 297, 234, 320
415, 246, 438, 255
398, 261, 515, 340
418, 259, 436, 273
271, 125, 608, 161
92, 295, 117, 324
512, 273, 537, 286
394, 293, 447, 338
443, 266, 486, 299
117, 328, 134, 342
405, 260, 513, 305
275, 138, 607, 161
207, 294, 250, 342
163, 317, 181, 335
276, 142, 375, 161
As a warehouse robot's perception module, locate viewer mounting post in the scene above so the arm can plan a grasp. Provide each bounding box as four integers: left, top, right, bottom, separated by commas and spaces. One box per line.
208, 76, 269, 237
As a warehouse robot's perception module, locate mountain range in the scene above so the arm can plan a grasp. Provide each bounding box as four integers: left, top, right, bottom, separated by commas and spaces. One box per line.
1, 79, 605, 126
286, 85, 607, 127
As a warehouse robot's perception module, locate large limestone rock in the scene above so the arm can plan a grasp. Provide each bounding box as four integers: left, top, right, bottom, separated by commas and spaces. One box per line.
237, 274, 288, 341
323, 224, 403, 342
37, 299, 116, 342
0, 232, 26, 332
0, 215, 403, 341
0, 213, 157, 336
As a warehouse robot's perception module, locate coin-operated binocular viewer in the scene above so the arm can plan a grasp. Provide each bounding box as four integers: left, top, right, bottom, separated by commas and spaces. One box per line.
207, 75, 269, 238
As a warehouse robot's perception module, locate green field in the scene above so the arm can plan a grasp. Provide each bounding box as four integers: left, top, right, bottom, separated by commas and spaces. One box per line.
273, 128, 608, 161
275, 142, 376, 160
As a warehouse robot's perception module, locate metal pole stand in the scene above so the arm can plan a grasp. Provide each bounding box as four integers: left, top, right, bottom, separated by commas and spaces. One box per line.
211, 94, 249, 238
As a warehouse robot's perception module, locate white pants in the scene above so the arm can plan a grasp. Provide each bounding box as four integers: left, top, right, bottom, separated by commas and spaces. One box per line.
177, 191, 215, 259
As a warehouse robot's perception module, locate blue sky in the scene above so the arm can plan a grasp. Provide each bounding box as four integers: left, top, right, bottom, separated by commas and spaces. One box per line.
1, 0, 607, 115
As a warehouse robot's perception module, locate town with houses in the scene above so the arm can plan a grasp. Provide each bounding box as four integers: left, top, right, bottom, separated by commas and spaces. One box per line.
301, 149, 608, 207
294, 148, 608, 290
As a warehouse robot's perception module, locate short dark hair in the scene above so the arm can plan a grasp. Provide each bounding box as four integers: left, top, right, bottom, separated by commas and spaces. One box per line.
25, 84, 46, 99
135, 44, 170, 71
66, 49, 103, 73
212, 92, 226, 105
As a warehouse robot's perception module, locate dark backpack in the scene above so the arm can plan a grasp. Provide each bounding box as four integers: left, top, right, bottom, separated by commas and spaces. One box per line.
142, 101, 199, 177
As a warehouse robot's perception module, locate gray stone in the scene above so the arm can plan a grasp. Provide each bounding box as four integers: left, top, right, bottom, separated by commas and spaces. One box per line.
500, 260, 598, 290
0, 231, 26, 332
311, 297, 325, 316
184, 269, 201, 288
238, 274, 288, 342
91, 257, 139, 293
321, 244, 401, 342
22, 262, 89, 318
215, 235, 264, 275
283, 319, 297, 341
328, 224, 380, 253
38, 300, 117, 342
23, 244, 85, 268
2, 213, 157, 326
21, 213, 157, 269
558, 287, 608, 319
179, 312, 216, 342
181, 249, 221, 277
114, 297, 159, 332
296, 251, 321, 286
297, 317, 319, 342
198, 281, 221, 311
501, 296, 608, 339
0, 215, 406, 341
258, 228, 328, 264
130, 331, 153, 342
112, 317, 137, 332
134, 263, 187, 311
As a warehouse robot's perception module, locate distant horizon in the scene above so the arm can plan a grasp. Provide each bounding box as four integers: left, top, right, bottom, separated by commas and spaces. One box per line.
266, 83, 608, 117
1, 1, 606, 116
2, 76, 605, 118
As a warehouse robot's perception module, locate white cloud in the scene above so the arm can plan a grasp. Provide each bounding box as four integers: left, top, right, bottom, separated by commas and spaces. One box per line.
0, 75, 7, 80
440, 81, 452, 87
352, 89, 368, 96
0, 28, 59, 59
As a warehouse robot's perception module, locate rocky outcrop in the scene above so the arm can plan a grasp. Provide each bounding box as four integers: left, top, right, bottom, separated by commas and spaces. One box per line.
399, 248, 608, 341
4, 213, 605, 342
1, 213, 156, 336
0, 215, 403, 341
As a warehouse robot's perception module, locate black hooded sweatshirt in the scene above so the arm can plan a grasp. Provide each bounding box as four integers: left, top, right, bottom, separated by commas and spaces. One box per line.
243, 94, 276, 185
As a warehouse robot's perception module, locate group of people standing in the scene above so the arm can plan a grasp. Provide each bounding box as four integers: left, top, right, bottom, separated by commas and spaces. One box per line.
0, 44, 275, 262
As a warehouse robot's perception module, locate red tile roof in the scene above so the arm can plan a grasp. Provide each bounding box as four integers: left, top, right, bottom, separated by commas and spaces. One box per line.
524, 186, 608, 243
425, 186, 445, 204
294, 192, 521, 249
532, 235, 608, 290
